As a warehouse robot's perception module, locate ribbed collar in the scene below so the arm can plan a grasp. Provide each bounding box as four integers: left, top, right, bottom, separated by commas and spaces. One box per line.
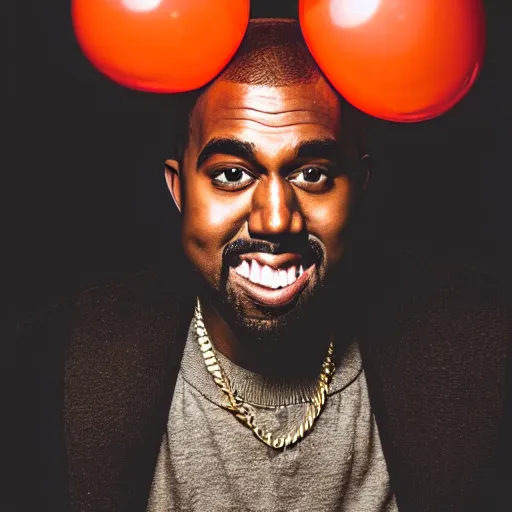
181, 316, 363, 408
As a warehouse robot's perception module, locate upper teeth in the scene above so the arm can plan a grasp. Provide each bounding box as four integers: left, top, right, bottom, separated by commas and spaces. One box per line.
234, 260, 304, 289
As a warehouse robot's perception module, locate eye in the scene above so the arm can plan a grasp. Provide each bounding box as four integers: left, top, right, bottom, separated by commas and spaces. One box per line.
289, 167, 331, 191
212, 167, 255, 190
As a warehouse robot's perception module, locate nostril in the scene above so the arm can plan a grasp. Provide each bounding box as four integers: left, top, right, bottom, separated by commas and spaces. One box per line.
290, 210, 305, 234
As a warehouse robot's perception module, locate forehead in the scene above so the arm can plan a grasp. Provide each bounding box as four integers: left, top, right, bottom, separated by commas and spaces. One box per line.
189, 79, 343, 152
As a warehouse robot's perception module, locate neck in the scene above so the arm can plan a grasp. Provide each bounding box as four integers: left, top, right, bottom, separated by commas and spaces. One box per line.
200, 298, 332, 379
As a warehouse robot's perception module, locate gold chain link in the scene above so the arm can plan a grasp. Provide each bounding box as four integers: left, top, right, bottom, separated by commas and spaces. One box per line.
195, 299, 335, 449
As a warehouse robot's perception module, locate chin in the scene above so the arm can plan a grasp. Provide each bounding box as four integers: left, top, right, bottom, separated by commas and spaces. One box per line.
222, 268, 330, 343
196, 236, 352, 342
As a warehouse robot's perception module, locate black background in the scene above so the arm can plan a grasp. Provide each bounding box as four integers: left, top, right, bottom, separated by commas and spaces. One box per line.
10, 0, 512, 323
7, 1, 512, 509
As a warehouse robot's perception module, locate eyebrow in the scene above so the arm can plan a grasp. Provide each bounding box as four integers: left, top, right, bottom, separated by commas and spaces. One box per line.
296, 139, 338, 160
197, 138, 257, 169
196, 137, 339, 169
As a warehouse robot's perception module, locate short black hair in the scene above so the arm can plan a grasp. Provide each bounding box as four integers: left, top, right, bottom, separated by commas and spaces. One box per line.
219, 18, 321, 86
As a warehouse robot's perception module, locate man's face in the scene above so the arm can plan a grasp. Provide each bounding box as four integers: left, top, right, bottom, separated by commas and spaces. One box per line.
166, 77, 363, 335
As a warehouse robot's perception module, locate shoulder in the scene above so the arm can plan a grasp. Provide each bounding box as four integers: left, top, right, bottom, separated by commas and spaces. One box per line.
15, 268, 195, 439
15, 269, 195, 510
15, 268, 195, 414
361, 241, 510, 325
358, 242, 511, 510
17, 269, 194, 348
64, 269, 194, 394
72, 269, 192, 342
360, 241, 510, 372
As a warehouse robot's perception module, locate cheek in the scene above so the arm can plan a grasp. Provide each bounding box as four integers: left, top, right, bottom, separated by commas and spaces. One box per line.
180, 176, 250, 280
303, 178, 353, 264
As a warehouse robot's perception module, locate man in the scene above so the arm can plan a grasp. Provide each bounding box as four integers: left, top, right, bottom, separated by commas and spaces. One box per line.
20, 19, 509, 512
149, 18, 393, 511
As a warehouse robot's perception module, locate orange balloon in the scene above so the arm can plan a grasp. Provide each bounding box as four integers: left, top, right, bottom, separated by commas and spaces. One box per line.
299, 0, 486, 122
72, 0, 250, 92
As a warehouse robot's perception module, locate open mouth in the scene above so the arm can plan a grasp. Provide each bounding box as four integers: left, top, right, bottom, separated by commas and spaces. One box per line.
228, 254, 316, 307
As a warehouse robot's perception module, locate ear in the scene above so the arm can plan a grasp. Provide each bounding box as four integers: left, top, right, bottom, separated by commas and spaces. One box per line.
164, 159, 182, 213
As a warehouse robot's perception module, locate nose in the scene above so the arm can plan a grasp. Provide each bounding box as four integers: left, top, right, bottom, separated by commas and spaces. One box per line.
248, 175, 305, 239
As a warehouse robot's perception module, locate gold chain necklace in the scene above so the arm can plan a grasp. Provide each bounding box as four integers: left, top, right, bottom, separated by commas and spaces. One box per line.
194, 299, 335, 449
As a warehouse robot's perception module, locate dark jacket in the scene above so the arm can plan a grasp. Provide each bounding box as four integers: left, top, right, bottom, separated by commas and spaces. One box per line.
16, 245, 511, 512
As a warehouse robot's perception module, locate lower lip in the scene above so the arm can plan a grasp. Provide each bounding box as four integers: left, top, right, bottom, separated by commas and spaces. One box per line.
229, 265, 315, 307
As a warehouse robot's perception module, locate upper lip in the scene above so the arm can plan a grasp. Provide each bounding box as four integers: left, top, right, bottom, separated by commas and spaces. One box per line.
238, 252, 302, 270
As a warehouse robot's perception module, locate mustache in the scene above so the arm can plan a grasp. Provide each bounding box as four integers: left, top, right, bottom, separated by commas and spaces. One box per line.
222, 236, 325, 269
